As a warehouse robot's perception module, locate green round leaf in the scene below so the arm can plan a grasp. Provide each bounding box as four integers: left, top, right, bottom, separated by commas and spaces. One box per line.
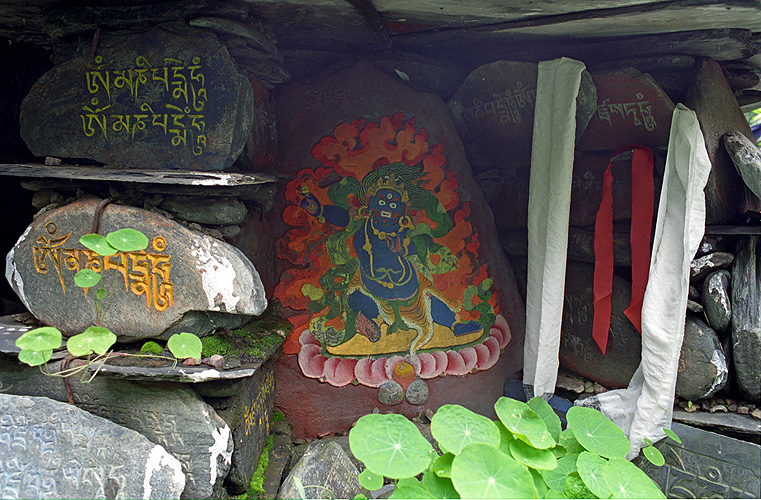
564, 471, 594, 499
566, 406, 630, 459
431, 404, 501, 455
577, 451, 611, 499
67, 326, 116, 357
432, 453, 454, 478
167, 332, 203, 360
15, 327, 62, 351
663, 428, 682, 445
422, 470, 459, 499
358, 468, 383, 491
542, 453, 578, 491
530, 468, 549, 499
106, 228, 149, 252
80, 233, 118, 256
559, 428, 582, 455
602, 458, 666, 499
96, 288, 108, 301
74, 269, 102, 288
642, 445, 665, 467
389, 481, 436, 499
18, 349, 53, 366
349, 413, 433, 479
451, 444, 537, 499
495, 397, 556, 449
510, 438, 558, 470
495, 421, 515, 455
529, 397, 562, 441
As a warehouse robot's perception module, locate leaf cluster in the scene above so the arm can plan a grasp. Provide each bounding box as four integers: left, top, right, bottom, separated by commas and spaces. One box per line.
349, 397, 673, 499
14, 227, 202, 379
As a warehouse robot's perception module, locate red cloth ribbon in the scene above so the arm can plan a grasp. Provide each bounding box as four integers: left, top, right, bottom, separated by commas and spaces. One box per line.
592, 146, 654, 355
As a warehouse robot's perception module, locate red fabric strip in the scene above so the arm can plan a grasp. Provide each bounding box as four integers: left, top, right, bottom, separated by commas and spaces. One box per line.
592, 146, 654, 355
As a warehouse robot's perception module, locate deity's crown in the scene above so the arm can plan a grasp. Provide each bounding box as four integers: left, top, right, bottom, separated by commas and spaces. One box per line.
367, 173, 410, 203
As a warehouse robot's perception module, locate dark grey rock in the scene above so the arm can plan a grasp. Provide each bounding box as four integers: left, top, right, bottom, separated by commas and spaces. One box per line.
20, 23, 253, 171
264, 436, 292, 500
278, 440, 367, 500
731, 236, 761, 402
575, 70, 597, 142
687, 300, 704, 313
379, 380, 404, 406
676, 316, 728, 401
188, 17, 278, 56
0, 359, 232, 499
5, 197, 266, 341
702, 270, 732, 334
405, 377, 430, 405
691, 252, 734, 281
211, 359, 276, 494
160, 196, 247, 225
0, 393, 186, 499
374, 57, 469, 100
559, 263, 642, 389
697, 235, 727, 257
723, 129, 761, 200
636, 422, 760, 498
688, 285, 701, 302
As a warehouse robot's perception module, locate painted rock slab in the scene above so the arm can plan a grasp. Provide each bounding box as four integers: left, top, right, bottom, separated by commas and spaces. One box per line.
576, 69, 674, 151
685, 59, 760, 224
5, 197, 266, 341
0, 393, 185, 499
20, 23, 253, 171
559, 263, 642, 389
271, 60, 525, 392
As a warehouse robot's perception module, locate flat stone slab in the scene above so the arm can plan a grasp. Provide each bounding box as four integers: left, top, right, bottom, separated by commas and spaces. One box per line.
0, 393, 186, 499
636, 422, 760, 498
6, 197, 267, 341
88, 362, 265, 383
671, 409, 761, 436
19, 23, 254, 171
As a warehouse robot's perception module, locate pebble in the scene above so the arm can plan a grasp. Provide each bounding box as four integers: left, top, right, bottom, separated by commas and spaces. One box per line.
202, 354, 224, 368
701, 400, 711, 411
709, 404, 728, 413
686, 300, 704, 313
183, 357, 201, 366
684, 405, 698, 413
728, 403, 737, 412
738, 406, 750, 415
752, 409, 761, 420
593, 383, 608, 394
222, 358, 241, 370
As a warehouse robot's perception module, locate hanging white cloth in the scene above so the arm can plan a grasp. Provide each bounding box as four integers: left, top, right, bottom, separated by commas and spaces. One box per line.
523, 57, 586, 400
579, 104, 712, 459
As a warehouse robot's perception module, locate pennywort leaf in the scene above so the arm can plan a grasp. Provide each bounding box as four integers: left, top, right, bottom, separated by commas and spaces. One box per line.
67, 326, 116, 357
451, 444, 537, 499
566, 406, 630, 459
431, 404, 500, 455
80, 233, 117, 256
16, 326, 62, 351
167, 332, 202, 360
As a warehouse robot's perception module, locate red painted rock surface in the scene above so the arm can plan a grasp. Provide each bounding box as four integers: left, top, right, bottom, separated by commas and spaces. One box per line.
268, 60, 525, 431
685, 59, 760, 224
577, 69, 674, 151
481, 150, 662, 229
274, 350, 514, 440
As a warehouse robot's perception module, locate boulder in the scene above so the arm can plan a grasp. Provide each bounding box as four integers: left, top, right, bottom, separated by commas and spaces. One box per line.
702, 270, 732, 335
731, 236, 761, 402
19, 22, 253, 171
159, 195, 247, 225
5, 197, 266, 341
278, 440, 367, 500
696, 235, 727, 257
690, 252, 734, 281
0, 358, 233, 499
723, 129, 761, 200
559, 263, 642, 389
576, 68, 675, 151
447, 60, 595, 171
684, 59, 760, 224
676, 316, 728, 401
0, 393, 185, 499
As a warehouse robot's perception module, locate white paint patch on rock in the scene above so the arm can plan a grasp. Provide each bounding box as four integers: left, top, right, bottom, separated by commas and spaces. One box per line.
143, 445, 185, 500
191, 238, 241, 312
5, 225, 32, 311
181, 368, 222, 382
705, 349, 729, 399
208, 423, 233, 485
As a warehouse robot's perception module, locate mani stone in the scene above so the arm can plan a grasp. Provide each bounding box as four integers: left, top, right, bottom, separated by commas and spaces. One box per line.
559, 263, 642, 389
702, 270, 732, 335
723, 129, 761, 200
0, 393, 186, 499
159, 195, 248, 225
196, 359, 277, 494
19, 22, 254, 171
690, 252, 734, 281
576, 68, 675, 151
447, 60, 595, 172
480, 149, 659, 230
0, 357, 233, 499
675, 316, 728, 401
685, 58, 760, 224
5, 197, 267, 342
731, 236, 761, 402
278, 440, 367, 500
